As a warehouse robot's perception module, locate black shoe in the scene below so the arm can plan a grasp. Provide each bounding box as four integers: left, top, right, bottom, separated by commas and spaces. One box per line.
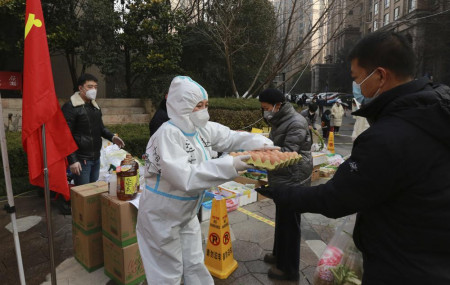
56, 197, 71, 215
268, 267, 299, 281
263, 253, 276, 264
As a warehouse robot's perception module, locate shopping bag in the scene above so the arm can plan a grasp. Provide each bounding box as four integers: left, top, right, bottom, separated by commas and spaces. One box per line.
313, 214, 363, 285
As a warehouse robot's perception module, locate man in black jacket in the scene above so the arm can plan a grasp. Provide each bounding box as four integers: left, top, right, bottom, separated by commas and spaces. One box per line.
149, 93, 169, 137
62, 73, 125, 186
257, 31, 450, 284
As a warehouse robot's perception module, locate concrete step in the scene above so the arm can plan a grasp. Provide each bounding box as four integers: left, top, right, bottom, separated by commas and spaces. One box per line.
102, 113, 150, 125
101, 107, 146, 115
0, 98, 153, 129
95, 98, 144, 108
1, 98, 22, 109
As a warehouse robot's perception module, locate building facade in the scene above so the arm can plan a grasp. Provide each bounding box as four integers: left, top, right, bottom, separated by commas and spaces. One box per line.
310, 0, 450, 92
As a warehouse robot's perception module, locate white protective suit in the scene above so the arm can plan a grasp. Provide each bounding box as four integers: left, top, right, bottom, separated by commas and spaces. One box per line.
351, 98, 370, 141
136, 76, 273, 285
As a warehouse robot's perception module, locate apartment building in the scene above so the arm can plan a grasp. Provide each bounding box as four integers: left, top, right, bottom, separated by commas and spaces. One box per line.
311, 0, 450, 92
272, 0, 330, 92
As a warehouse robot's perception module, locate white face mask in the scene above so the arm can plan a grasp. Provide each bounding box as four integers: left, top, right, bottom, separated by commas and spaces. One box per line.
190, 108, 209, 128
85, 89, 97, 100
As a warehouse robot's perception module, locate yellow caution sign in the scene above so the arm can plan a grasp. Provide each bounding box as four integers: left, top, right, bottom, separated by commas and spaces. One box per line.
204, 197, 238, 279
327, 130, 335, 154
251, 127, 263, 133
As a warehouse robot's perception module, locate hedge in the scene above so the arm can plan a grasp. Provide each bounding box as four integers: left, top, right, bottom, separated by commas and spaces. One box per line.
208, 98, 262, 110
0, 106, 266, 197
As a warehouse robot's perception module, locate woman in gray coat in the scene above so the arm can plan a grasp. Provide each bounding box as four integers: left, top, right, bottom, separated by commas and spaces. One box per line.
259, 89, 313, 281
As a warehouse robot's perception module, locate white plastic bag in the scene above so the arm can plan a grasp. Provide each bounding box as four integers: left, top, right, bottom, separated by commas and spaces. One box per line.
313, 214, 363, 285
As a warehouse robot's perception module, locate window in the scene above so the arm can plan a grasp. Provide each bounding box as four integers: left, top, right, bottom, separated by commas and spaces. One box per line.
394, 7, 400, 20
374, 20, 378, 31
408, 0, 416, 11
385, 0, 390, 8
374, 2, 379, 15
384, 13, 390, 25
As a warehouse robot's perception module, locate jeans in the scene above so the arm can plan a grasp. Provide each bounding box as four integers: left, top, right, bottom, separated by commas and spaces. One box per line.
73, 159, 100, 186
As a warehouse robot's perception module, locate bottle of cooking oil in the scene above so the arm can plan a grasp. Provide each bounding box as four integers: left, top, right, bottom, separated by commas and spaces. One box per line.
117, 154, 139, 201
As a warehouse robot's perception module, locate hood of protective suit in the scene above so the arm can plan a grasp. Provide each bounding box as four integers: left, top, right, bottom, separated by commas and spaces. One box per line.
166, 76, 208, 133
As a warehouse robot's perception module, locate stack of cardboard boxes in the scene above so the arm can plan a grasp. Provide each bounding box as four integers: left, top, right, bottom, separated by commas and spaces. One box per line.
71, 181, 146, 284
71, 181, 108, 272
101, 194, 145, 285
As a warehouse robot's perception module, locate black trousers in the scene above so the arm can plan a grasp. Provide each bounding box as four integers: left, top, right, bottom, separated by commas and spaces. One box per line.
273, 204, 301, 275
322, 127, 329, 139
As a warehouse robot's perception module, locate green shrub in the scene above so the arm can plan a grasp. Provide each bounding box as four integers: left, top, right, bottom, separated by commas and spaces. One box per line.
208, 98, 261, 110
209, 109, 267, 130
0, 132, 28, 179
0, 132, 33, 197
108, 124, 150, 157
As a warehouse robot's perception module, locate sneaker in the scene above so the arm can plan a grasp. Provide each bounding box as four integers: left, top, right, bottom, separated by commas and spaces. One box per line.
268, 267, 299, 281
263, 253, 277, 264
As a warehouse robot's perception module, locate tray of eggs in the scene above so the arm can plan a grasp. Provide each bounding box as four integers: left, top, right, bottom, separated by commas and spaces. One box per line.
229, 150, 302, 170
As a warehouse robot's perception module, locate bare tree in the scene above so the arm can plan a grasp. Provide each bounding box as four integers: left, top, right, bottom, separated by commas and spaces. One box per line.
241, 0, 361, 98
180, 0, 359, 98
198, 0, 249, 97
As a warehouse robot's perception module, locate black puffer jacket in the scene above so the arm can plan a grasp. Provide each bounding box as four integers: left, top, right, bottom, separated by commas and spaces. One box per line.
273, 78, 450, 284
62, 93, 114, 165
267, 102, 312, 187
149, 98, 169, 137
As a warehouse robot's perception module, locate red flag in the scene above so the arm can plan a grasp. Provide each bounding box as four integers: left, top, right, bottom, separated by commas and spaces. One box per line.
22, 0, 78, 200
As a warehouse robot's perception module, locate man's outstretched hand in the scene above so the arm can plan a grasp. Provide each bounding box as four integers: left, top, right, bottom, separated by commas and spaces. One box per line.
255, 185, 275, 200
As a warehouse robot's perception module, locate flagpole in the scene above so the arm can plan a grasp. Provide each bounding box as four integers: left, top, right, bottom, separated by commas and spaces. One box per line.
0, 92, 26, 285
42, 123, 57, 285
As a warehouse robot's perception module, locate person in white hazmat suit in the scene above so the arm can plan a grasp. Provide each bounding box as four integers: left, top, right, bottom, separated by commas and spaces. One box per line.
351, 98, 370, 141
136, 76, 274, 285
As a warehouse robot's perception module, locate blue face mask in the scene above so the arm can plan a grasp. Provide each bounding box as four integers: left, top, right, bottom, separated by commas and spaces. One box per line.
352, 81, 364, 104
352, 69, 378, 104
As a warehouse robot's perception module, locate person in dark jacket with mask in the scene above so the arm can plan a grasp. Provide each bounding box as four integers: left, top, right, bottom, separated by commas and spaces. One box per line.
300, 103, 319, 129
256, 31, 450, 284
149, 93, 169, 137
259, 89, 312, 281
62, 73, 125, 186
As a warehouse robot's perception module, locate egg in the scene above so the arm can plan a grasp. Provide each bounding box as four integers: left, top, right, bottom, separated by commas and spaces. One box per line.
251, 153, 261, 161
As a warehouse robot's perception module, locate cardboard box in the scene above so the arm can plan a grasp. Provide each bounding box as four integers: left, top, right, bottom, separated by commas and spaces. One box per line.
312, 152, 327, 166
72, 224, 103, 272
234, 176, 269, 201
311, 165, 321, 182
320, 166, 336, 177
103, 236, 146, 285
218, 181, 256, 206
71, 181, 108, 233
101, 194, 138, 247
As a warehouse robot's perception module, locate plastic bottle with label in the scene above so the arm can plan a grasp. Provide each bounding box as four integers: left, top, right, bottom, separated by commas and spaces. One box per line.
108, 171, 117, 196
117, 154, 139, 201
